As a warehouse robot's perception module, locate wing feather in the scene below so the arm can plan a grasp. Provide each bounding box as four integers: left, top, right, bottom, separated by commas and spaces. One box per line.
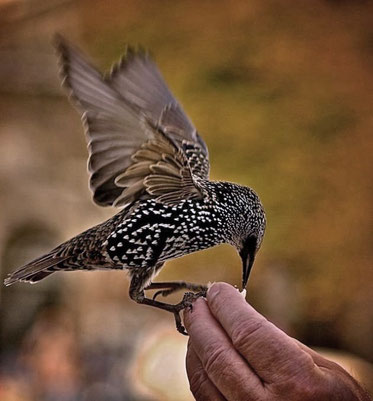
55, 35, 209, 208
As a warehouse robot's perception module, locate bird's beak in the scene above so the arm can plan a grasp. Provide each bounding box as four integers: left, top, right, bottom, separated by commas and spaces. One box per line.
241, 250, 255, 290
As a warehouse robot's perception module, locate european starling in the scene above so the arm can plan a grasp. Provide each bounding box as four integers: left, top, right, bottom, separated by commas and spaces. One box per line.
4, 35, 266, 334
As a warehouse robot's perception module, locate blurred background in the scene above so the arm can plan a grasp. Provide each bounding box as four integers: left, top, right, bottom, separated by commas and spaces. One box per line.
0, 0, 372, 399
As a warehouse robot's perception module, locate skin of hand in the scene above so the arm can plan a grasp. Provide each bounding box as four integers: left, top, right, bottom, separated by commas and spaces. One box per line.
184, 282, 372, 401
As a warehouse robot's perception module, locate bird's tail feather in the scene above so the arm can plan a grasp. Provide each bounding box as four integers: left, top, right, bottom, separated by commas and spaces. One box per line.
4, 253, 69, 286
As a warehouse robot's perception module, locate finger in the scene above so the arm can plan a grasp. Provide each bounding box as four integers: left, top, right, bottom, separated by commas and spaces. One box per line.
207, 282, 317, 384
184, 297, 265, 400
186, 341, 226, 401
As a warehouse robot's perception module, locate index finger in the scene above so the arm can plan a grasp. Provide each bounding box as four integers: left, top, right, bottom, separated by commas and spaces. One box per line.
184, 297, 265, 400
206, 283, 317, 384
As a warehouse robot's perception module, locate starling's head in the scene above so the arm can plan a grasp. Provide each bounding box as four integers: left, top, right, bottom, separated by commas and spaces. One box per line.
236, 187, 266, 289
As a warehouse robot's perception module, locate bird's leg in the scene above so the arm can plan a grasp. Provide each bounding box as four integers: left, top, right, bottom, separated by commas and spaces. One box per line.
129, 276, 206, 335
145, 281, 208, 300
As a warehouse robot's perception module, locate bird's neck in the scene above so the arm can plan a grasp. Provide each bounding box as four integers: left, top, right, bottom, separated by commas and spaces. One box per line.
200, 180, 251, 247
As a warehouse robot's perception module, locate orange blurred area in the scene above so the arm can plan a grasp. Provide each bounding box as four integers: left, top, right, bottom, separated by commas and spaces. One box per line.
0, 0, 372, 399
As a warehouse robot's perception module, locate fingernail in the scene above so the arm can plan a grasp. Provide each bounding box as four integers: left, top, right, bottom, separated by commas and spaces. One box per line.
207, 282, 220, 298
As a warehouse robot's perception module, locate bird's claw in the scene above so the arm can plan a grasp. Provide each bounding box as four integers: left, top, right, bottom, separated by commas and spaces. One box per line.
173, 290, 207, 335
151, 283, 208, 301
174, 311, 188, 335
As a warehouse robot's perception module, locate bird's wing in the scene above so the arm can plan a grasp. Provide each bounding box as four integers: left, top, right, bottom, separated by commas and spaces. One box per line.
108, 49, 210, 181
158, 103, 210, 179
55, 35, 209, 207
113, 124, 204, 206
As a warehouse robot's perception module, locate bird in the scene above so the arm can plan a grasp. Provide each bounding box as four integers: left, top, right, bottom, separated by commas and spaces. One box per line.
4, 35, 266, 334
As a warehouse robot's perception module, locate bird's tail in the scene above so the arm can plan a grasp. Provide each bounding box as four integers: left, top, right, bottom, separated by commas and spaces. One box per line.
3, 211, 126, 287
3, 251, 70, 286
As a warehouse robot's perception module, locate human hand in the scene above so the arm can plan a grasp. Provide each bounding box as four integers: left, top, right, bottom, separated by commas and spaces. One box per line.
184, 282, 371, 401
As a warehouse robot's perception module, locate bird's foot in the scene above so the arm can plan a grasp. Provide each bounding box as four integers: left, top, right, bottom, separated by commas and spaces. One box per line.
146, 281, 207, 301
130, 279, 207, 335
173, 290, 207, 335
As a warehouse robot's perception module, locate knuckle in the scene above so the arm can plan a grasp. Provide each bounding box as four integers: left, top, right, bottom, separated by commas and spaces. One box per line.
230, 318, 267, 351
203, 342, 230, 373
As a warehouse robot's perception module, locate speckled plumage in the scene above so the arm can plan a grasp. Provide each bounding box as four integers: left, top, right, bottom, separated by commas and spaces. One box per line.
4, 36, 266, 334
105, 182, 265, 277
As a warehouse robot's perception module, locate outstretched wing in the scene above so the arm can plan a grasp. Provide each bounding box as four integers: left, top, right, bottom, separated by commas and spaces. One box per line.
55, 35, 209, 207
158, 103, 210, 179
113, 124, 204, 206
